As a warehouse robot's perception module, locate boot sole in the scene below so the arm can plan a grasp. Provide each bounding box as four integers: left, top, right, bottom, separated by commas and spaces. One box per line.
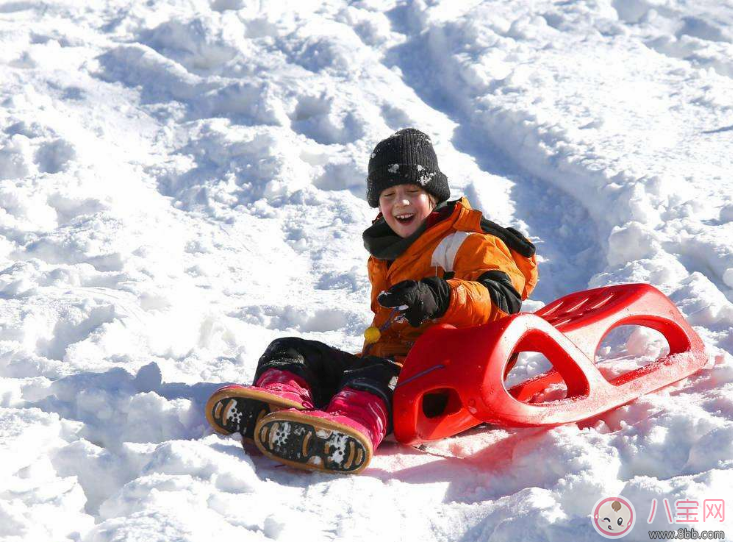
205, 387, 305, 439
255, 411, 373, 475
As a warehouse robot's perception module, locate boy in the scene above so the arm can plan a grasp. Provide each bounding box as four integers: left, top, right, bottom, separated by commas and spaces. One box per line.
205, 128, 537, 474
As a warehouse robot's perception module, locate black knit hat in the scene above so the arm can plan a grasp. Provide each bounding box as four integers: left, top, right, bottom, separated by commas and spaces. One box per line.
366, 128, 450, 208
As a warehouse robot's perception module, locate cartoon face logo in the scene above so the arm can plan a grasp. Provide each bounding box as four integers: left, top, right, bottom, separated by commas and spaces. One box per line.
592, 497, 635, 538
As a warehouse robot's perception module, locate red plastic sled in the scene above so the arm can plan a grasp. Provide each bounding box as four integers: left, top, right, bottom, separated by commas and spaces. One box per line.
393, 283, 707, 445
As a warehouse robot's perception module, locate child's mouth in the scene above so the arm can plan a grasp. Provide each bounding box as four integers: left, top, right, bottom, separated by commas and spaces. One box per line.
394, 213, 415, 226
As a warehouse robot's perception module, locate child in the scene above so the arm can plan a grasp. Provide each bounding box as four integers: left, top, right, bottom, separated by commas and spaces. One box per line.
205, 128, 538, 474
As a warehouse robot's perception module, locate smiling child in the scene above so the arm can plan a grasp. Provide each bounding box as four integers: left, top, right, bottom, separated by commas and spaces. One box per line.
205, 128, 538, 474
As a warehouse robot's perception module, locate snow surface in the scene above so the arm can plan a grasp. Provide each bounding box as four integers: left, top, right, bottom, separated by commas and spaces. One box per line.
1, 0, 733, 541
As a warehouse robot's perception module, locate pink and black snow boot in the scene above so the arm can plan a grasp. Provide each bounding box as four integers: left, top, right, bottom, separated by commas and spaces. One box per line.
255, 387, 389, 474
205, 369, 314, 441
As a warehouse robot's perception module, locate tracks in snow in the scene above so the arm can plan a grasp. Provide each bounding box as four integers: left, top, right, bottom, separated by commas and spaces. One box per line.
381, 18, 605, 304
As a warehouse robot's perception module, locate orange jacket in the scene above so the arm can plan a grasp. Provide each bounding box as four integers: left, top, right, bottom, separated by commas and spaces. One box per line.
363, 198, 538, 361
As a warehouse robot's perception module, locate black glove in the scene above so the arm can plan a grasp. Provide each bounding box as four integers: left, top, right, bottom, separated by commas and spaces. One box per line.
377, 277, 451, 327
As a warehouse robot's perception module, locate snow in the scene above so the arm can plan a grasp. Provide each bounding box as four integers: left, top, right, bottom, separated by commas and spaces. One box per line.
1, 0, 732, 541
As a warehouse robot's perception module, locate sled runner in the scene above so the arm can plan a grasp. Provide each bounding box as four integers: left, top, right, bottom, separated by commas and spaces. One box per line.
392, 283, 707, 445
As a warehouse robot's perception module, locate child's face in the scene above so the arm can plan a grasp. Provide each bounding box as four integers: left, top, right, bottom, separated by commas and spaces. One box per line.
378, 184, 435, 238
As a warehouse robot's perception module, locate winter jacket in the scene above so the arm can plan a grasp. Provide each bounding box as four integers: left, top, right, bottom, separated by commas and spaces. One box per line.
363, 197, 538, 361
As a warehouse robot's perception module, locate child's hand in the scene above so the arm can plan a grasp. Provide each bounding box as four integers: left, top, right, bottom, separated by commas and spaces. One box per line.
377, 278, 451, 327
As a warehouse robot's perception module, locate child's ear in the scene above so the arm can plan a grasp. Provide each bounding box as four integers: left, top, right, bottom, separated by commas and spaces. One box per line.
372, 212, 383, 224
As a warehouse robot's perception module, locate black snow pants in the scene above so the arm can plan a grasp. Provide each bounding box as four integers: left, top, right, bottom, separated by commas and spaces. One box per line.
253, 337, 401, 424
